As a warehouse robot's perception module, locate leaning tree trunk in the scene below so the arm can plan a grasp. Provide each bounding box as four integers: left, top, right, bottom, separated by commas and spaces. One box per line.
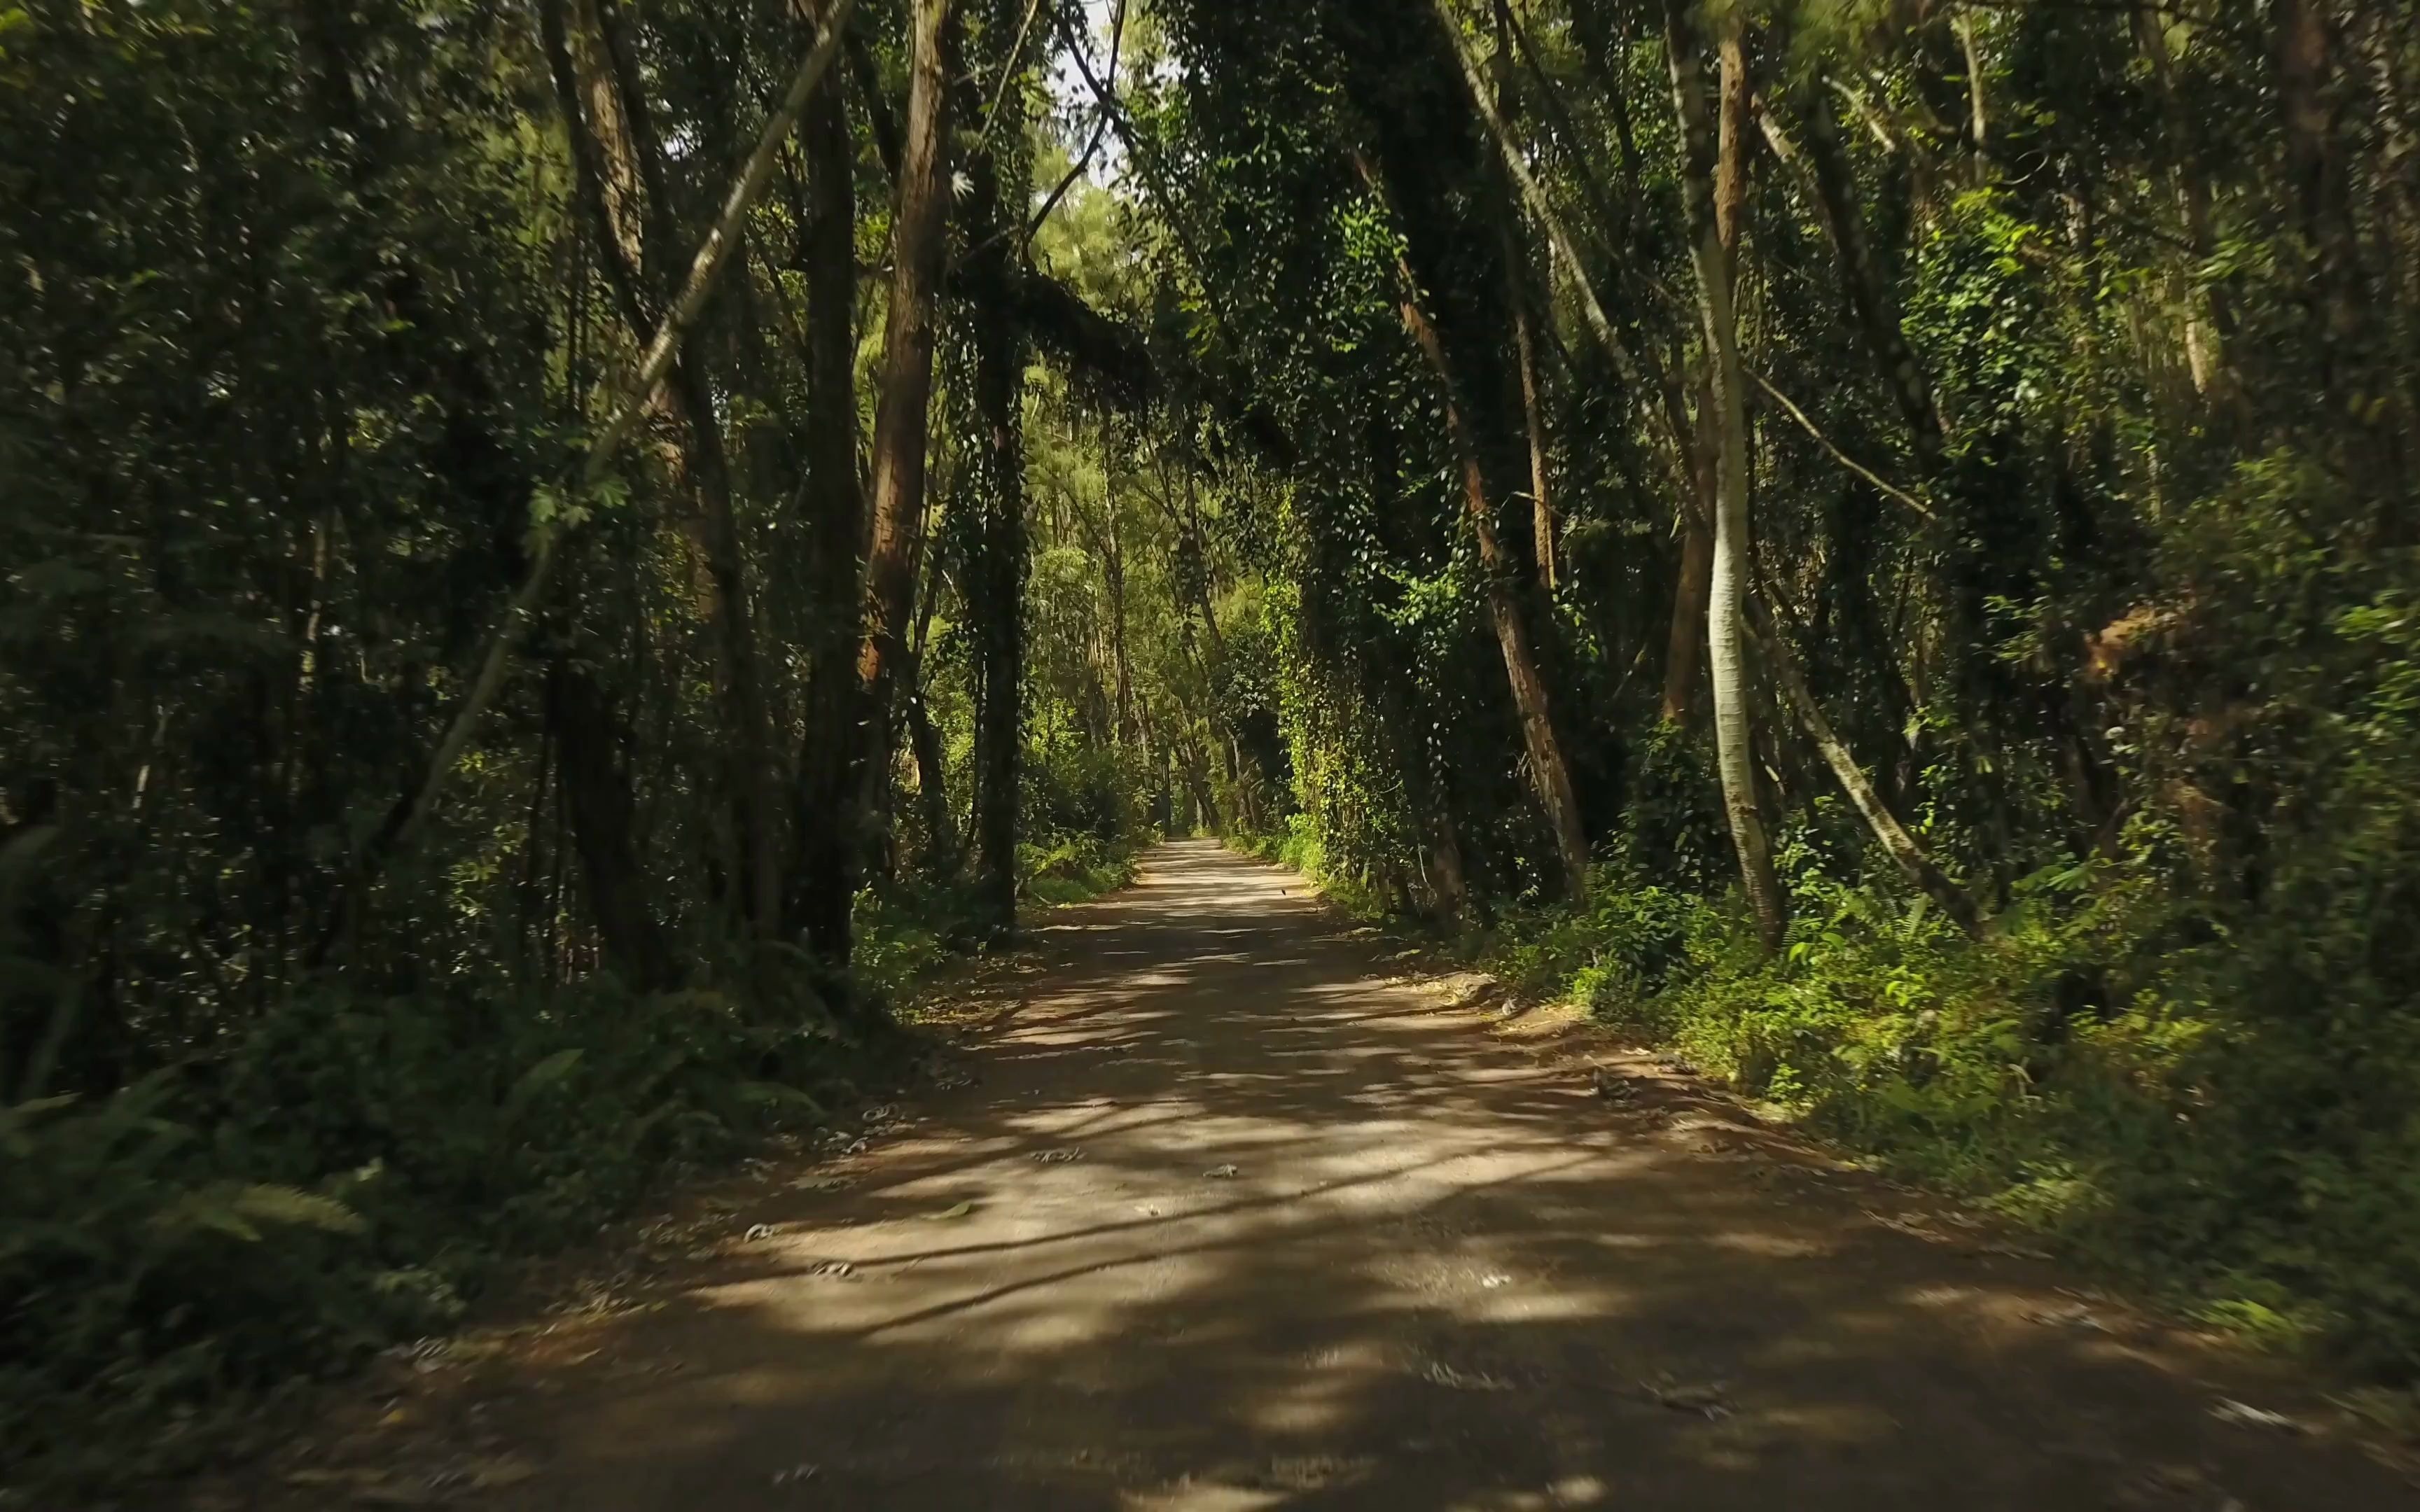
857, 0, 954, 704
560, 0, 784, 939
1505, 219, 1558, 593
1433, 0, 1701, 729
1791, 83, 1948, 471
1746, 601, 1977, 935
1482, 18, 1557, 595
1664, 0, 1786, 951
331, 0, 853, 948
1370, 196, 1590, 903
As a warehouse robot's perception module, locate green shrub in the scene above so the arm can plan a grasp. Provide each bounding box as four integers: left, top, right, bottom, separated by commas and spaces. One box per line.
0, 939, 922, 1498
1018, 834, 1143, 905
1435, 835, 2420, 1376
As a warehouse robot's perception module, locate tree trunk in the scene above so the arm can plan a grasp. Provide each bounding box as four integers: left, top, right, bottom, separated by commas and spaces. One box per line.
858, 0, 954, 708
1791, 86, 1947, 470
1370, 185, 1590, 903
545, 659, 681, 989
903, 646, 956, 874
1505, 218, 1557, 592
970, 317, 1027, 930
1661, 25, 1748, 728
829, 0, 954, 953
1662, 417, 1716, 723
1665, 0, 1786, 951
1746, 605, 1977, 934
782, 0, 868, 959
548, 0, 783, 938
1426, 806, 1470, 925
669, 356, 785, 939
2276, 0, 2355, 340
2132, 4, 2230, 400
1482, 9, 1557, 594
961, 1, 1029, 936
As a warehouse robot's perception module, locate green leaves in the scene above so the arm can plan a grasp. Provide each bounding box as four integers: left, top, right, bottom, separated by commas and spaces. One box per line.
499, 1047, 585, 1126
148, 1182, 366, 1244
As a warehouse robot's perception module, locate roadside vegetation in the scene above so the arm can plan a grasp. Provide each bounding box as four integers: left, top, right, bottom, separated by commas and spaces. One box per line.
8, 0, 2420, 1497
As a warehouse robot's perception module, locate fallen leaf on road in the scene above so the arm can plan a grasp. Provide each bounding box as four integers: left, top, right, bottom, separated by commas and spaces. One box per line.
284, 1469, 355, 1487
1203, 1163, 1240, 1179
1030, 1148, 1084, 1163
1421, 1359, 1512, 1392
2211, 1397, 2304, 1433
929, 1200, 976, 1219
468, 1455, 540, 1489
1646, 1380, 1732, 1418
744, 1223, 777, 1242
2024, 1301, 2109, 1331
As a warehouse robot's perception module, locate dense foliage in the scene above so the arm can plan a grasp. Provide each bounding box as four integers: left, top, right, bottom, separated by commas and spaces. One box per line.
1172, 0, 2420, 1378
6, 0, 2419, 1494
0, 0, 1162, 1492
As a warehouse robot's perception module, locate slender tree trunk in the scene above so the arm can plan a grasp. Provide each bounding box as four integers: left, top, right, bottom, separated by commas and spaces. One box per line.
2276, 0, 2356, 340
1377, 217, 1591, 903
821, 0, 954, 956
669, 358, 784, 937
1662, 27, 1749, 728
903, 646, 956, 873
1505, 218, 1557, 592
1426, 806, 1470, 925
2133, 4, 2229, 399
550, 0, 783, 937
962, 0, 1029, 936
858, 0, 954, 708
1746, 605, 1977, 934
1106, 508, 1136, 746
1666, 0, 1786, 951
1662, 422, 1716, 723
1482, 7, 1557, 594
970, 318, 1027, 930
782, 0, 868, 957
1790, 85, 1948, 469
1180, 734, 1218, 832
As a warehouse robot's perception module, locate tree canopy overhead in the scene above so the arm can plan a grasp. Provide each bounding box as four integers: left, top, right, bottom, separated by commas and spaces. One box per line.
6, 0, 2420, 1492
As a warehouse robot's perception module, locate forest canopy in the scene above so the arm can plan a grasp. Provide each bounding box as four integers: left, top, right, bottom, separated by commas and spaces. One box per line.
6, 0, 2420, 1494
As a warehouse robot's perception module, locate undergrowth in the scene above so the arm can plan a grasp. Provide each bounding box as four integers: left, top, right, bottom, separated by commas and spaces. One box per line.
1237, 820, 2420, 1382
0, 847, 1142, 1506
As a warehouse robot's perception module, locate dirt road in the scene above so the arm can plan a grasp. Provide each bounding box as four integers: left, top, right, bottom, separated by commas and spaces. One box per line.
285, 841, 2416, 1510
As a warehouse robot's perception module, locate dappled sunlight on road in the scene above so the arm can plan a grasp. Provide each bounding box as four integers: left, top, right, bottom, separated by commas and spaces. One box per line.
429, 841, 2413, 1511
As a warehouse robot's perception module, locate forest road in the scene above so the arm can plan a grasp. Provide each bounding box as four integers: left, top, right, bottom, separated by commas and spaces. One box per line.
338, 840, 2418, 1511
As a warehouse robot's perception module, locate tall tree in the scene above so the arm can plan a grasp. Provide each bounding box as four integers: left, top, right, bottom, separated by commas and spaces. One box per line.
1664, 0, 1785, 949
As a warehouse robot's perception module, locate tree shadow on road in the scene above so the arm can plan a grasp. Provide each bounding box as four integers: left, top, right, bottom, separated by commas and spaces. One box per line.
244, 842, 2419, 1512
